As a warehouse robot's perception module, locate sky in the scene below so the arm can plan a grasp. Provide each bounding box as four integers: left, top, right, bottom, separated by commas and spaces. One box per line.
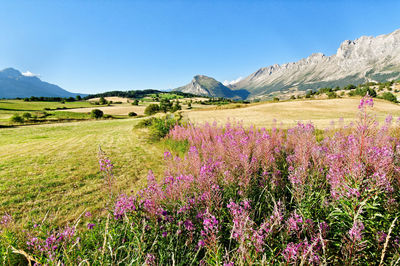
0, 0, 399, 94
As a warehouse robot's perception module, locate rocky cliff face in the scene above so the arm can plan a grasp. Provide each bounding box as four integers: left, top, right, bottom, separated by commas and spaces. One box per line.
229, 29, 400, 99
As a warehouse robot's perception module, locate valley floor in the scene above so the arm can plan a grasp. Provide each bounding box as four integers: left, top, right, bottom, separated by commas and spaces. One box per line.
183, 98, 400, 128
2, 97, 400, 226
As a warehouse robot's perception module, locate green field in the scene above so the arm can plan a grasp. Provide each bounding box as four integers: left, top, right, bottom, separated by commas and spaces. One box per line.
0, 118, 165, 226
0, 100, 108, 125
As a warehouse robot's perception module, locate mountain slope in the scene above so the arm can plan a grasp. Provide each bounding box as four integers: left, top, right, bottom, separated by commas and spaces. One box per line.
0, 68, 81, 98
174, 75, 249, 99
229, 28, 400, 99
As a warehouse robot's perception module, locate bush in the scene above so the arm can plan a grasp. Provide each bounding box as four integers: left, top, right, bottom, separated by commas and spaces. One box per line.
128, 112, 137, 117
22, 112, 32, 119
132, 99, 139, 106
137, 115, 181, 140
171, 101, 181, 112
144, 104, 160, 116
381, 92, 398, 103
9, 114, 24, 123
344, 84, 356, 90
350, 87, 377, 97
99, 97, 108, 105
327, 91, 337, 99
91, 109, 104, 119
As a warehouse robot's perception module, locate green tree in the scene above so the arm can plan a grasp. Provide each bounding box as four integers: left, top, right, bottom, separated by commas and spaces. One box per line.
144, 104, 160, 116
128, 112, 137, 117
22, 112, 32, 119
99, 97, 108, 105
91, 109, 104, 118
381, 92, 398, 103
159, 99, 173, 113
132, 99, 139, 106
76, 95, 82, 101
10, 114, 24, 123
344, 84, 356, 90
171, 101, 182, 112
327, 91, 337, 99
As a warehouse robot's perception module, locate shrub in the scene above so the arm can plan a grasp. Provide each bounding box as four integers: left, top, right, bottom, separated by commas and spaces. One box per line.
327, 91, 337, 98
132, 99, 139, 106
344, 84, 356, 90
128, 112, 137, 117
171, 101, 181, 112
9, 114, 24, 123
91, 109, 104, 119
99, 97, 108, 105
137, 116, 181, 140
381, 92, 398, 103
144, 104, 160, 116
22, 112, 32, 119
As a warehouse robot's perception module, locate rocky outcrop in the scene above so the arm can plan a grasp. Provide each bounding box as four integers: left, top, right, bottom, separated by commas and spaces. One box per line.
174, 75, 249, 99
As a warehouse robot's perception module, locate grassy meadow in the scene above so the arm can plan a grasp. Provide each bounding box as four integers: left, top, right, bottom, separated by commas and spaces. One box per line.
2, 96, 400, 264
1, 98, 399, 219
0, 100, 104, 125
2, 96, 400, 227
0, 118, 165, 226
184, 98, 400, 128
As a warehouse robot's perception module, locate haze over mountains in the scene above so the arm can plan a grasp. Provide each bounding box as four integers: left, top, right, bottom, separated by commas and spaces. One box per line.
0, 68, 81, 98
175, 28, 400, 99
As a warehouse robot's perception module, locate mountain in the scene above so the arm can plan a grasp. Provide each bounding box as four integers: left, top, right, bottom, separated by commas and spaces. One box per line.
0, 68, 82, 98
174, 75, 249, 99
229, 28, 400, 99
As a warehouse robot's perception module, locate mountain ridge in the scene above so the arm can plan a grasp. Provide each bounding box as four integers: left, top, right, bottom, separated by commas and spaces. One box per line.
0, 68, 83, 99
229, 28, 400, 99
174, 75, 249, 99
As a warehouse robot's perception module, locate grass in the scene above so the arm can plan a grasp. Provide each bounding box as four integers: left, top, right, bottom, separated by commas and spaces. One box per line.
2, 96, 399, 228
183, 97, 400, 128
0, 118, 165, 226
0, 99, 95, 111
0, 100, 105, 125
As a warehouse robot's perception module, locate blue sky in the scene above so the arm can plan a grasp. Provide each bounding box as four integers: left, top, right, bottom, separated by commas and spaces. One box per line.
0, 0, 399, 94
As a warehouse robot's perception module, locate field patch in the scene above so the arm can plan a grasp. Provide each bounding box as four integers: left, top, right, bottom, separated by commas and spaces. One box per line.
184, 98, 400, 128
0, 119, 164, 225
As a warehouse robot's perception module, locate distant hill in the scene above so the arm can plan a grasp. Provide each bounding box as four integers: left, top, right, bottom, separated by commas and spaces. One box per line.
0, 68, 84, 98
173, 75, 249, 99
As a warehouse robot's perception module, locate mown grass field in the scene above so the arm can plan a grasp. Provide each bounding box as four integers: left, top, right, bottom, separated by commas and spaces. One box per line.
0, 100, 104, 125
184, 98, 400, 128
0, 118, 165, 226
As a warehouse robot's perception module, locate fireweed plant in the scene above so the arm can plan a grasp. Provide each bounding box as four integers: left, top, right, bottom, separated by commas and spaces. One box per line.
1, 96, 400, 265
